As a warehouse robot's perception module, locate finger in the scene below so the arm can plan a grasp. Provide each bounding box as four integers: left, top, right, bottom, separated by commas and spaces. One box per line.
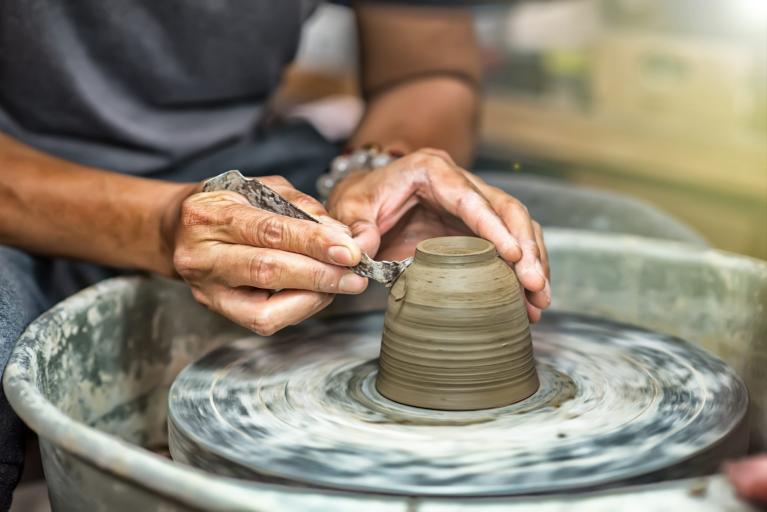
349, 220, 382, 257
725, 456, 767, 502
526, 286, 551, 310
331, 195, 384, 256
528, 221, 552, 309
210, 244, 368, 294
526, 301, 542, 324
418, 148, 456, 166
213, 203, 361, 266
533, 221, 550, 279
459, 174, 545, 293
427, 169, 522, 262
450, 171, 523, 262
475, 186, 545, 293
270, 184, 352, 235
215, 287, 334, 336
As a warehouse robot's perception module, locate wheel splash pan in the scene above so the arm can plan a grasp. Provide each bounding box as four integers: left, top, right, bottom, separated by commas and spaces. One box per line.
4, 229, 767, 511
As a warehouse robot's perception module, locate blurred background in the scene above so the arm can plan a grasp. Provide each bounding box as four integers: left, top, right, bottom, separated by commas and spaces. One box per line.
276, 0, 767, 260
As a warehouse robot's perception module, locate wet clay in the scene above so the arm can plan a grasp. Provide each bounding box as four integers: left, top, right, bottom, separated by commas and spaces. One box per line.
375, 236, 540, 410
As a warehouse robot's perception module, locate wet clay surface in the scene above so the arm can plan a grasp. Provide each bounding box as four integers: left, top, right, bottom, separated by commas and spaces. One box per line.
167, 312, 748, 497
377, 237, 539, 410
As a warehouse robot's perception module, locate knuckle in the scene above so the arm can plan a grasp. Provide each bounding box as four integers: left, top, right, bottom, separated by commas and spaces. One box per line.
173, 249, 200, 278
522, 240, 541, 258
253, 216, 287, 248
249, 311, 278, 336
292, 195, 323, 214
310, 265, 332, 292
410, 150, 450, 172
453, 193, 468, 215
248, 254, 281, 288
454, 191, 483, 218
486, 185, 503, 196
419, 147, 451, 161
512, 200, 530, 216
219, 202, 243, 226
333, 194, 365, 215
502, 198, 528, 218
189, 287, 211, 308
180, 197, 214, 227
424, 153, 450, 171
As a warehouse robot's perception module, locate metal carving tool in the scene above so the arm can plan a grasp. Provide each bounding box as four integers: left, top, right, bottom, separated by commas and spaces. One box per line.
203, 170, 412, 287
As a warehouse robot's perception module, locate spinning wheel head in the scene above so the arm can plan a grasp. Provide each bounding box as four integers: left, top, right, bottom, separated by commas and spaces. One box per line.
168, 313, 748, 497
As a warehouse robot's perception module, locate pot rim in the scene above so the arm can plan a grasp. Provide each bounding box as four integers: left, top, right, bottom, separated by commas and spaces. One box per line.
415, 236, 497, 265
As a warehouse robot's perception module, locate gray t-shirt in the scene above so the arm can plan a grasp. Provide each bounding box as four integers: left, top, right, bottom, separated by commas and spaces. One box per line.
0, 0, 317, 175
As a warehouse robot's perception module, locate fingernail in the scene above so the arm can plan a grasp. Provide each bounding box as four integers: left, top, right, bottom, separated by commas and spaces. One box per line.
329, 246, 354, 265
339, 273, 367, 293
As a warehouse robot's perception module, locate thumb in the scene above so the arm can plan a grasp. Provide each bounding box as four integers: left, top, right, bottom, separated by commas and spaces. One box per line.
349, 219, 381, 257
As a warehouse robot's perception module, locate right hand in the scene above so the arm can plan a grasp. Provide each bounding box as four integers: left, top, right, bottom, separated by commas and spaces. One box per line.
167, 176, 368, 335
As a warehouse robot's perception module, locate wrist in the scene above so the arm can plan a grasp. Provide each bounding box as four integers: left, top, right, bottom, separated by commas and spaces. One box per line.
317, 144, 405, 200
153, 182, 200, 277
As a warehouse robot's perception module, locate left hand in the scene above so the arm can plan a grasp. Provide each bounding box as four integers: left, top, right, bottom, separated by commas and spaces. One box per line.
726, 455, 767, 503
327, 148, 551, 322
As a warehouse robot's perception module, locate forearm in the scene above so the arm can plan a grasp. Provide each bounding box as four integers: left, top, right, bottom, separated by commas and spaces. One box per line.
351, 3, 481, 166
348, 76, 479, 166
0, 133, 192, 276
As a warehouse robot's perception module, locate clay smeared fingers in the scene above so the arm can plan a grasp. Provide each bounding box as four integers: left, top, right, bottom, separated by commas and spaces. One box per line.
214, 287, 334, 336
210, 245, 368, 294
212, 203, 361, 266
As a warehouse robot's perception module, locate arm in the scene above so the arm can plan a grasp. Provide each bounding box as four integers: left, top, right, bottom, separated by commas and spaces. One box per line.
0, 133, 365, 334
349, 3, 481, 165
0, 132, 187, 276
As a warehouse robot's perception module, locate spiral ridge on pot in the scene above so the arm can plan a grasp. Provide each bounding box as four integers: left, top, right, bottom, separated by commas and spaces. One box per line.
376, 236, 540, 410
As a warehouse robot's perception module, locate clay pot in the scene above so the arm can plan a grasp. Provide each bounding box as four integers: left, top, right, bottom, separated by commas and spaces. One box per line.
376, 236, 539, 410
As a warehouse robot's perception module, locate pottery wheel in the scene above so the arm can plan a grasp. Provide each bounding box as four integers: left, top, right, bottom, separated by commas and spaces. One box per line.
168, 312, 748, 497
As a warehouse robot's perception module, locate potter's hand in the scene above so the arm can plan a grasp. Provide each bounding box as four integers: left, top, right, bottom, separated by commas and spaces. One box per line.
168, 176, 367, 335
726, 455, 767, 503
327, 149, 551, 322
